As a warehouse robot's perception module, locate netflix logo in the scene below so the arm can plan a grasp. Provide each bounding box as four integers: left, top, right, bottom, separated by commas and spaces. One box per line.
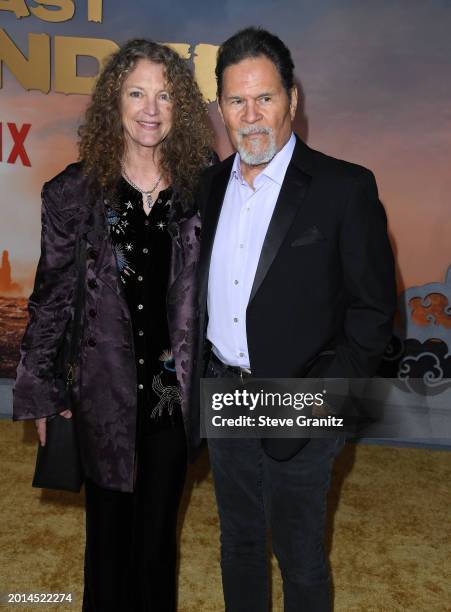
0, 122, 31, 167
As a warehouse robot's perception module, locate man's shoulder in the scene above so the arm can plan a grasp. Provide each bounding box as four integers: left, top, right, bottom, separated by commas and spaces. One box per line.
295, 138, 375, 185
197, 154, 235, 212
201, 153, 235, 181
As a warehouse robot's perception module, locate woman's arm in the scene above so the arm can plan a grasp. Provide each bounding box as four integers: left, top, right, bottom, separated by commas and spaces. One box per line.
13, 176, 78, 421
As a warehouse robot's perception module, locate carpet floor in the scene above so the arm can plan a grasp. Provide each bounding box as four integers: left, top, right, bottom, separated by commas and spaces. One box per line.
0, 421, 450, 611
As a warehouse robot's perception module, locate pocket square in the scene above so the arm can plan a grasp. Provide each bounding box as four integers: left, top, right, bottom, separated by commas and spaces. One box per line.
291, 225, 325, 247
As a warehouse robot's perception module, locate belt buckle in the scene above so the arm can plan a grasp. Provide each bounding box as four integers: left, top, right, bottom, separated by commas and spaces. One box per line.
239, 367, 251, 383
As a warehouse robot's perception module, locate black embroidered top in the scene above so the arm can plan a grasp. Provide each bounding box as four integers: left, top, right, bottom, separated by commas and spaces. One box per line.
106, 177, 181, 433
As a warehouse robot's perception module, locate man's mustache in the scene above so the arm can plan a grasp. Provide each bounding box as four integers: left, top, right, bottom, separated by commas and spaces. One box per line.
237, 127, 273, 136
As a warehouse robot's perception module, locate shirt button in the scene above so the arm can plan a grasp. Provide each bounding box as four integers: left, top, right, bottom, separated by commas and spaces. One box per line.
233, 317, 238, 323
139, 358, 144, 364
234, 280, 239, 285
138, 275, 143, 281
87, 338, 96, 347
138, 384, 144, 390
143, 247, 149, 254
138, 304, 143, 310
157, 199, 162, 203
138, 330, 144, 336
89, 309, 97, 318
239, 244, 244, 249
144, 220, 149, 226
239, 352, 244, 357
88, 279, 97, 289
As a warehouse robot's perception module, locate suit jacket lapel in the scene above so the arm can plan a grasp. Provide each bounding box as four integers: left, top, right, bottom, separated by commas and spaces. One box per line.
248, 141, 312, 303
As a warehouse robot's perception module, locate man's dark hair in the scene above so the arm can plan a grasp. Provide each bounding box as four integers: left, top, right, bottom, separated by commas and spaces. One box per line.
216, 27, 295, 98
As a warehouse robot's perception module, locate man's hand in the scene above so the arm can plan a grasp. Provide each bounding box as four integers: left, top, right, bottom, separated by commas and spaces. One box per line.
34, 409, 73, 447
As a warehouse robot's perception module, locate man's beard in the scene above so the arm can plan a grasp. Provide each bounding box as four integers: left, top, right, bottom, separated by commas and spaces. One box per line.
236, 126, 277, 165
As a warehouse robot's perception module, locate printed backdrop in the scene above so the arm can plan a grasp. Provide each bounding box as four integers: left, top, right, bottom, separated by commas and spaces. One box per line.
1, 1, 450, 412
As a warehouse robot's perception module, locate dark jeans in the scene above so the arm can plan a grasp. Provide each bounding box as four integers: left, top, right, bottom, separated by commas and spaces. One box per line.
206, 358, 345, 612
82, 412, 187, 612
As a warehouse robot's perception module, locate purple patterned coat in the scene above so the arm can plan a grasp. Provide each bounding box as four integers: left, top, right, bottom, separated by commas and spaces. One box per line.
13, 163, 200, 492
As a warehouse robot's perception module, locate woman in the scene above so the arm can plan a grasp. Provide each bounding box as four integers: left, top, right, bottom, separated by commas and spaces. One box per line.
13, 39, 213, 611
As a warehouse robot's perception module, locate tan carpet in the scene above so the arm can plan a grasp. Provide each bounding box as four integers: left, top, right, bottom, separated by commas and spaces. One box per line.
0, 421, 450, 611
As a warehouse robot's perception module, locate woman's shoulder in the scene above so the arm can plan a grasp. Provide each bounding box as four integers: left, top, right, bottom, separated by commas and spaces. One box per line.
42, 161, 94, 198
40, 162, 103, 231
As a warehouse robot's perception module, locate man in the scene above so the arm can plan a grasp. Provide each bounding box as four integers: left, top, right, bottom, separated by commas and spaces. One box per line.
193, 27, 396, 611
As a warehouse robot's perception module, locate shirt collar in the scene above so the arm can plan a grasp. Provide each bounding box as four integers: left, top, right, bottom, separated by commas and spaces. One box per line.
231, 153, 245, 185
231, 132, 296, 187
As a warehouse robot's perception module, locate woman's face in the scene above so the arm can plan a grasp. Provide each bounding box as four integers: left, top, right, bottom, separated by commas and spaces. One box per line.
121, 58, 174, 154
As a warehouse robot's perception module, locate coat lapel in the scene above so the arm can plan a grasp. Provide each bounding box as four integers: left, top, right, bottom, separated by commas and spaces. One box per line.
248, 139, 312, 303
84, 192, 107, 258
84, 193, 126, 296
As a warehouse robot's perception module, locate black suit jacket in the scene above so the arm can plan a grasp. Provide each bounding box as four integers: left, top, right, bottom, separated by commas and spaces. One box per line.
192, 136, 397, 457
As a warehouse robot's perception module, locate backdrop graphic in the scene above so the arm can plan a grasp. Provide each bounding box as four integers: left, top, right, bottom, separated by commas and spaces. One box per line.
1, 1, 450, 426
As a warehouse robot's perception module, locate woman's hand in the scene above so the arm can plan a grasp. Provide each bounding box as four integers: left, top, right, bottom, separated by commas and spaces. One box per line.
34, 409, 73, 447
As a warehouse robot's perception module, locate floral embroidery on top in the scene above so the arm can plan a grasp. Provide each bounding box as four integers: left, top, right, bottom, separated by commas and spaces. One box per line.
159, 349, 177, 372
106, 200, 137, 283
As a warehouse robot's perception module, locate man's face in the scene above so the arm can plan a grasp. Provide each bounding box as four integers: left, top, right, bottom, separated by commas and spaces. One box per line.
219, 55, 297, 166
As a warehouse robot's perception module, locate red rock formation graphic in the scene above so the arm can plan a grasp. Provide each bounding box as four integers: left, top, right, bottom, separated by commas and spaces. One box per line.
0, 250, 22, 295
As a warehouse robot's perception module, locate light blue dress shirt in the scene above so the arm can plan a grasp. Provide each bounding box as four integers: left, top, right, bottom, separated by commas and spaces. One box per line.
207, 132, 296, 368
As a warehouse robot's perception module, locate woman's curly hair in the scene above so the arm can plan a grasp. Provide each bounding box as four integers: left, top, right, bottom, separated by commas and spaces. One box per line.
78, 39, 213, 203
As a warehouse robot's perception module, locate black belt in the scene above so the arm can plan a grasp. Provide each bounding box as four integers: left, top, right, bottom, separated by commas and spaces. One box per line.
210, 351, 253, 379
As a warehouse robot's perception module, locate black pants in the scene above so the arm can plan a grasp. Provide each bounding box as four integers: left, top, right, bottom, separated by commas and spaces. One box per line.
206, 357, 345, 612
82, 414, 187, 612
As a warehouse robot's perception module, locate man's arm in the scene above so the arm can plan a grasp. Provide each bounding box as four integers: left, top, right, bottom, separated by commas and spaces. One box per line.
321, 169, 397, 379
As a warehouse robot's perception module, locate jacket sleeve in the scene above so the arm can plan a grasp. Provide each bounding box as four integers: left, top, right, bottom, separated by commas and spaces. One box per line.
319, 170, 397, 379
13, 179, 77, 420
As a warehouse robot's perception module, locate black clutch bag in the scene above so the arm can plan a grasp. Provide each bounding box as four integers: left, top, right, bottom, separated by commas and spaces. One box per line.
32, 413, 83, 492
32, 228, 87, 493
